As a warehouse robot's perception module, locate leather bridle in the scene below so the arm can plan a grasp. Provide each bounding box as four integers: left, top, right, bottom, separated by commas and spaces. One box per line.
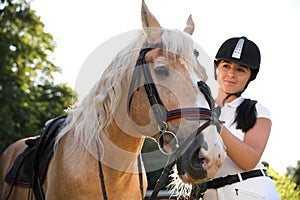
128, 42, 213, 130
97, 42, 222, 200
127, 42, 221, 153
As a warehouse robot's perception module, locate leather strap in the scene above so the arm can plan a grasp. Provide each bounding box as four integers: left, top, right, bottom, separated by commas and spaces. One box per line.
206, 169, 268, 189
190, 169, 268, 199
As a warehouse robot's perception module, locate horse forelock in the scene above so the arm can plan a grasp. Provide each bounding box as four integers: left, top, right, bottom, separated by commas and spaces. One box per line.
55, 28, 206, 152
161, 29, 196, 67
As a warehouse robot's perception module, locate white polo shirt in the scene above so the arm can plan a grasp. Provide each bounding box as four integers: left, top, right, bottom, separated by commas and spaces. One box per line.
215, 96, 271, 177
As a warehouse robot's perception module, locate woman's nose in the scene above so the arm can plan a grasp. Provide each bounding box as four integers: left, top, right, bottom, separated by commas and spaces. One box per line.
226, 68, 236, 78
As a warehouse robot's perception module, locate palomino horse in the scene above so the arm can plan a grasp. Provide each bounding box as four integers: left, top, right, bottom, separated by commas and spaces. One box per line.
0, 0, 226, 199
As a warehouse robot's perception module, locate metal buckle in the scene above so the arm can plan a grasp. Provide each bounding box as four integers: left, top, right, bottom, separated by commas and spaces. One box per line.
158, 122, 179, 155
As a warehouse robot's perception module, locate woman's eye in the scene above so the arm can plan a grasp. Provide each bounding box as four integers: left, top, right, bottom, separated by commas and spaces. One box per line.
237, 67, 247, 73
154, 65, 169, 77
222, 64, 229, 69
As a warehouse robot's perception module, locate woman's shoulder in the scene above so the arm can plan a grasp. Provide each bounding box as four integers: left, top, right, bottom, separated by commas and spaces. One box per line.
255, 101, 271, 119
233, 98, 271, 132
240, 97, 271, 119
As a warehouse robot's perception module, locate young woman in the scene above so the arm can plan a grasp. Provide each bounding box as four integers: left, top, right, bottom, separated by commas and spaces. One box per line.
192, 36, 280, 199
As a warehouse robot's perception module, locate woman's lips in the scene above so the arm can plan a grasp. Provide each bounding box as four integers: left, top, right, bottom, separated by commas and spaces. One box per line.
223, 79, 236, 84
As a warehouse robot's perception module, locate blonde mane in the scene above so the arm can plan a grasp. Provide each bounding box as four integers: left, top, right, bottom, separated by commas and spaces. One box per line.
55, 28, 205, 151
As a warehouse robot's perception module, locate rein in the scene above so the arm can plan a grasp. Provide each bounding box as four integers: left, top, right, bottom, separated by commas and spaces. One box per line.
96, 143, 144, 200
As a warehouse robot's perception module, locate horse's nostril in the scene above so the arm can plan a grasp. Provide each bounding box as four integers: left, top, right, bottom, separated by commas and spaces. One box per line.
201, 157, 206, 164
190, 148, 202, 168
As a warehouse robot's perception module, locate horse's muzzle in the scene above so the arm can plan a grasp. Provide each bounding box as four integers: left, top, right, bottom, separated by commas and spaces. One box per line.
176, 132, 208, 181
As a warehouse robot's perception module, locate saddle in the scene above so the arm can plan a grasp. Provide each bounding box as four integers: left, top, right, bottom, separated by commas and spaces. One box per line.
5, 115, 67, 198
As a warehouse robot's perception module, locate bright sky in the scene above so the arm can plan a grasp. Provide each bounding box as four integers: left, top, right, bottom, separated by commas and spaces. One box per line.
31, 0, 300, 174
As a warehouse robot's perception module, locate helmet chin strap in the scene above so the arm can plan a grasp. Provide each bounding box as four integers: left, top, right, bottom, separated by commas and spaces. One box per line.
222, 93, 239, 106
221, 78, 252, 106
222, 90, 244, 106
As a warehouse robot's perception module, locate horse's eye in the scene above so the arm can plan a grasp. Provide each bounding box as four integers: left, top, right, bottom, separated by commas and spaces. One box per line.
194, 49, 199, 57
154, 65, 169, 77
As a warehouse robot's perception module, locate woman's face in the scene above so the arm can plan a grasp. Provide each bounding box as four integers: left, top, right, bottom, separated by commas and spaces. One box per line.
216, 60, 251, 94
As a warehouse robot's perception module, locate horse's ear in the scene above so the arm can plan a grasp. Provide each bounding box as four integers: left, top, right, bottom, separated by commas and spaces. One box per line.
141, 0, 162, 43
141, 0, 161, 29
183, 15, 195, 35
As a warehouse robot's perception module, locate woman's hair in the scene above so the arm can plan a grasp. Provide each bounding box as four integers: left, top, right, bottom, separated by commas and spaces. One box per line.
234, 98, 257, 132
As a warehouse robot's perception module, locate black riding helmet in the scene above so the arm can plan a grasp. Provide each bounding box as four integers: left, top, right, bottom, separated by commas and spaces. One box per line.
215, 36, 261, 81
214, 37, 261, 97
214, 36, 261, 104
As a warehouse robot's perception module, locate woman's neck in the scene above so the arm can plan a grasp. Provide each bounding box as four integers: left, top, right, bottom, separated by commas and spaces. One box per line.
215, 89, 238, 107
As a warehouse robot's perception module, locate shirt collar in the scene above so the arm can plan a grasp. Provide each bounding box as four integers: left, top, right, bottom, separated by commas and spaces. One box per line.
226, 96, 244, 108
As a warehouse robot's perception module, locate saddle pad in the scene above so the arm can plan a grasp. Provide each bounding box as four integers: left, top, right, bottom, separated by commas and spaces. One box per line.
4, 115, 67, 188
5, 138, 40, 188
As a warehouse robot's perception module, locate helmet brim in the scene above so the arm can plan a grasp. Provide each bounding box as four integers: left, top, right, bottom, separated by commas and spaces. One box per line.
215, 57, 259, 70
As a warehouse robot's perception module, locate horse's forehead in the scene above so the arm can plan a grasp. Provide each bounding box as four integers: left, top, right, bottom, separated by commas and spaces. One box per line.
152, 55, 171, 65
148, 49, 194, 69
148, 52, 209, 109
147, 48, 203, 87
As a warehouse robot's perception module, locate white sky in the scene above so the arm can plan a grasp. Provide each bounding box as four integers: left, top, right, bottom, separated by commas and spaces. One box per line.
31, 0, 300, 174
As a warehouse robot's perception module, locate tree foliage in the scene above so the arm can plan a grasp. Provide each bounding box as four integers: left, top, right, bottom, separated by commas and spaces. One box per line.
0, 0, 77, 152
286, 160, 300, 187
142, 137, 171, 190
263, 162, 300, 200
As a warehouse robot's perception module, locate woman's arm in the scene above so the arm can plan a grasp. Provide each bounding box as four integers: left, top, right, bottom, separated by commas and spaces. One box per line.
220, 118, 272, 171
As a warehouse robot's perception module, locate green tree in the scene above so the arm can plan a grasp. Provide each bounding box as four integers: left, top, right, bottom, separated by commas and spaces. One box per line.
263, 162, 300, 200
286, 160, 300, 187
0, 0, 77, 152
142, 137, 171, 190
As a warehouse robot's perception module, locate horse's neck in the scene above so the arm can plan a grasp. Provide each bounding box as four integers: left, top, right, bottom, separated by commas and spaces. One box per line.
100, 120, 145, 176
98, 85, 146, 181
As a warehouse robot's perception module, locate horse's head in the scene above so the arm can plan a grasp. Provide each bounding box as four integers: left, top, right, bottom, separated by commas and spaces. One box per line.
127, 0, 226, 188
